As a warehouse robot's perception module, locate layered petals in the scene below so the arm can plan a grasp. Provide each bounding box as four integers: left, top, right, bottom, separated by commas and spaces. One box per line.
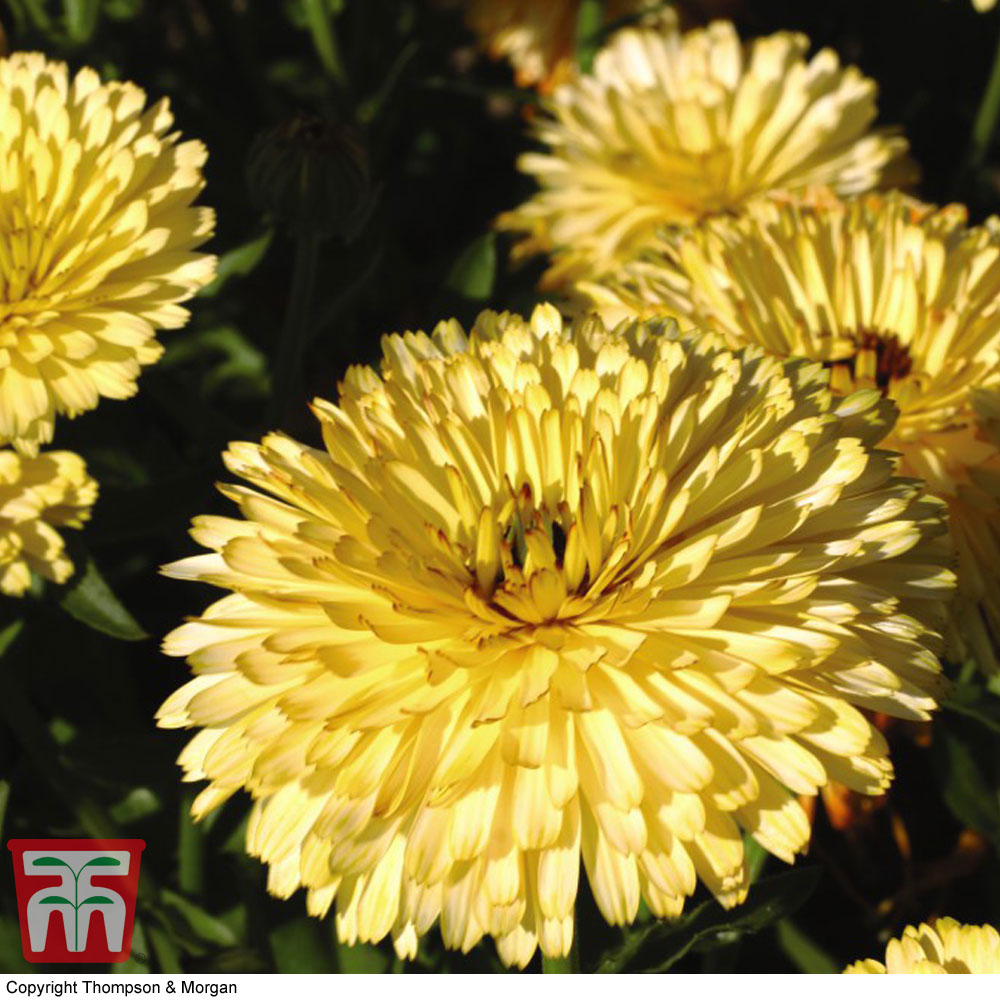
582, 192, 1000, 672
161, 306, 952, 966
0, 52, 216, 453
0, 448, 97, 595
499, 22, 910, 287
845, 918, 1000, 973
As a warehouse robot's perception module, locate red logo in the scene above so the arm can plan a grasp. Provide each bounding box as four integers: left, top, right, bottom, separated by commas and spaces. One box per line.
7, 838, 145, 963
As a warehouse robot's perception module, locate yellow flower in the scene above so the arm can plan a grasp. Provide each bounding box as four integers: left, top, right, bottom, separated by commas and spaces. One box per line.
498, 22, 911, 289
159, 306, 952, 967
0, 448, 96, 596
0, 52, 216, 455
845, 918, 1000, 973
580, 192, 1000, 673
443, 0, 654, 92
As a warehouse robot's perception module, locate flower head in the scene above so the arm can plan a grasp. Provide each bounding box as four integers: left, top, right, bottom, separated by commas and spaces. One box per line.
0, 52, 215, 455
444, 0, 655, 91
160, 306, 951, 967
845, 918, 1000, 973
0, 448, 96, 596
581, 192, 1000, 673
499, 22, 911, 288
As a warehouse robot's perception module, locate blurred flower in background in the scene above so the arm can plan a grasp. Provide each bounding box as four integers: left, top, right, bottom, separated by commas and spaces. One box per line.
159, 305, 953, 967
0, 448, 96, 596
844, 917, 1000, 972
498, 22, 912, 289
441, 0, 656, 91
579, 192, 1000, 674
0, 53, 216, 455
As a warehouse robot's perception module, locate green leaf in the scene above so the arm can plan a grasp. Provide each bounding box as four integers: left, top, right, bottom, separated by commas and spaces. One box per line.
159, 889, 239, 948
446, 233, 496, 301
0, 621, 22, 658
301, 0, 347, 83
63, 0, 100, 42
39, 896, 73, 906
270, 917, 336, 973
147, 924, 184, 974
934, 721, 1000, 848
82, 896, 114, 905
595, 867, 823, 973
57, 558, 148, 641
776, 919, 839, 974
336, 939, 390, 974
113, 916, 152, 974
84, 857, 122, 867
32, 857, 72, 868
198, 231, 274, 297
575, 0, 604, 73
162, 326, 269, 395
110, 788, 162, 825
943, 682, 1000, 734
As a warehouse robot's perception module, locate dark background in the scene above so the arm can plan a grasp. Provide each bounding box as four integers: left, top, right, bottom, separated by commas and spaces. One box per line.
1, 0, 999, 974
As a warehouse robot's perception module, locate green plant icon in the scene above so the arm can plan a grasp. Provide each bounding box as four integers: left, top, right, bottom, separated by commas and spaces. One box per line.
32, 855, 119, 951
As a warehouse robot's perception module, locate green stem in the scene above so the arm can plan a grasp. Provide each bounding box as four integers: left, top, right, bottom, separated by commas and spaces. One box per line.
178, 789, 204, 897
965, 19, 1000, 178
267, 231, 321, 430
542, 932, 579, 973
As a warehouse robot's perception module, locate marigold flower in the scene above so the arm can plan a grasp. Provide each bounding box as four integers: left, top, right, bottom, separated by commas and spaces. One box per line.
443, 0, 653, 92
0, 448, 96, 596
159, 306, 952, 967
845, 918, 1000, 973
580, 193, 1000, 672
499, 22, 911, 288
0, 52, 215, 455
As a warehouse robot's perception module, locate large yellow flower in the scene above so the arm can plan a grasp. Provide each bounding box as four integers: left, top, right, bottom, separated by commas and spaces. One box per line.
0, 52, 215, 455
580, 193, 1000, 673
0, 448, 96, 596
498, 22, 911, 289
845, 918, 1000, 973
443, 0, 654, 91
159, 306, 952, 967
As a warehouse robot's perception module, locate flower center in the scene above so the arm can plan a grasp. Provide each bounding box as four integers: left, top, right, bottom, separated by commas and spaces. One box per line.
824, 331, 915, 396
468, 482, 608, 628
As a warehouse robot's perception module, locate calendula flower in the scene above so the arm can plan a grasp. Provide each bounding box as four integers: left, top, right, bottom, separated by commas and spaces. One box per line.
443, 0, 655, 91
580, 193, 1000, 673
0, 449, 96, 596
0, 52, 215, 455
159, 306, 951, 968
499, 23, 911, 288
845, 918, 1000, 973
